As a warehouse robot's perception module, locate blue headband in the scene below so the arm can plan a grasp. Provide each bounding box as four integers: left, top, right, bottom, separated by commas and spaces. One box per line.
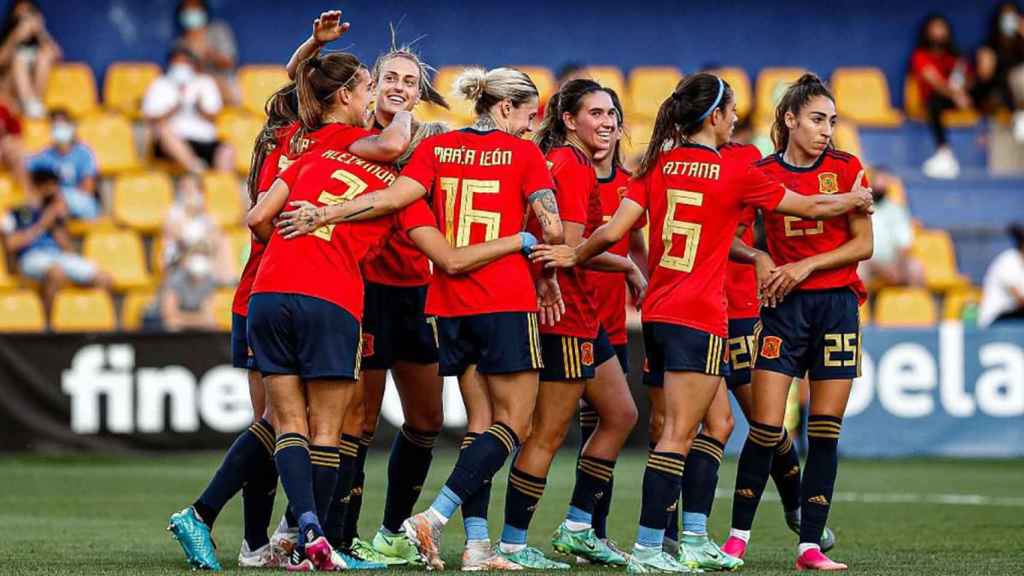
695, 77, 725, 124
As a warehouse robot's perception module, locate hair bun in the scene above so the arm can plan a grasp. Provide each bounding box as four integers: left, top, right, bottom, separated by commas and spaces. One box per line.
454, 67, 488, 101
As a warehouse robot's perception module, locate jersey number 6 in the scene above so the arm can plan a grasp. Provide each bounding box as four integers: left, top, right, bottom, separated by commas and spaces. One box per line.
660, 189, 703, 273
439, 177, 501, 247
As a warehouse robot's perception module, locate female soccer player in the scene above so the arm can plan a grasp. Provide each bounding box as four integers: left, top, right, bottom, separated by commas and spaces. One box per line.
727, 73, 873, 571
247, 53, 534, 571
532, 72, 872, 573
275, 65, 564, 571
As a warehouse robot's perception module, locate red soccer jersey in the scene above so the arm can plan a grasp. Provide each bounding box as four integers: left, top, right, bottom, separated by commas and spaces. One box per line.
232, 122, 300, 316
525, 145, 602, 339
910, 48, 960, 102
401, 127, 555, 317
252, 124, 436, 320
756, 149, 868, 302
592, 165, 645, 345
627, 143, 785, 338
720, 143, 764, 320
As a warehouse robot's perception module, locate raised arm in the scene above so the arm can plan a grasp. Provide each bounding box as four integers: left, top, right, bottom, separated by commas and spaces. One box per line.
246, 178, 291, 242
276, 176, 428, 239
348, 111, 413, 162
409, 227, 533, 275
773, 170, 873, 220
527, 188, 564, 244
286, 10, 350, 79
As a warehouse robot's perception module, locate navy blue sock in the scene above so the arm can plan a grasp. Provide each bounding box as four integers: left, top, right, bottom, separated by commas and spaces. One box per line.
771, 429, 802, 514
636, 451, 685, 549
326, 435, 359, 549
382, 425, 438, 533
342, 433, 372, 544
194, 418, 276, 528
800, 416, 841, 545
459, 433, 492, 539
682, 434, 724, 520
568, 455, 615, 527
310, 445, 340, 526
274, 433, 321, 543
241, 419, 278, 549
731, 421, 783, 531
433, 422, 519, 521
500, 466, 546, 544
592, 475, 613, 539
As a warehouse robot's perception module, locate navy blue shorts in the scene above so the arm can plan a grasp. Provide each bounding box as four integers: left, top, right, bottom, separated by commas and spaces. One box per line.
436, 312, 542, 377
613, 343, 629, 375
642, 322, 729, 387
231, 313, 255, 370
754, 288, 861, 381
247, 293, 362, 381
539, 326, 615, 381
361, 282, 438, 371
725, 317, 759, 390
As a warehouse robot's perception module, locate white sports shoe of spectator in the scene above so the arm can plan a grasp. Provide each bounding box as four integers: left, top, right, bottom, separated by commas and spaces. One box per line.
922, 147, 960, 179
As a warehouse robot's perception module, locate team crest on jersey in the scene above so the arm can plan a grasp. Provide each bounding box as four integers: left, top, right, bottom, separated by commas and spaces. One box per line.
818, 172, 839, 194
760, 336, 782, 359
361, 334, 375, 358
581, 342, 595, 366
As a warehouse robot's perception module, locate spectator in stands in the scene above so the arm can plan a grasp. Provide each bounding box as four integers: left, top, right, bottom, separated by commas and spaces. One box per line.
912, 14, 972, 179
161, 173, 231, 283
142, 45, 234, 174
858, 167, 924, 288
0, 0, 60, 119
979, 222, 1024, 326
173, 0, 239, 106
0, 168, 110, 317
975, 2, 1024, 141
26, 109, 99, 220
143, 247, 219, 332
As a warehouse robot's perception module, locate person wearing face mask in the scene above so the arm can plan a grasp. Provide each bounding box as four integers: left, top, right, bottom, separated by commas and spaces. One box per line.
143, 248, 219, 332
142, 45, 235, 174
0, 0, 61, 119
858, 167, 924, 288
976, 2, 1024, 141
26, 109, 99, 220
174, 0, 239, 106
161, 173, 232, 283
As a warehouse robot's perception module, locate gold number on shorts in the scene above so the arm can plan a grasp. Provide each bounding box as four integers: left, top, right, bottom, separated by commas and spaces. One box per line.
313, 169, 369, 242
659, 189, 702, 272
823, 332, 858, 367
439, 177, 502, 247
783, 216, 824, 237
728, 334, 759, 370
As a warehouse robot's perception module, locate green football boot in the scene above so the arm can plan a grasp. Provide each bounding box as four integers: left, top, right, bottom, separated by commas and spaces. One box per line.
551, 523, 627, 566
627, 545, 701, 573
370, 530, 420, 565
499, 545, 571, 570
679, 533, 743, 571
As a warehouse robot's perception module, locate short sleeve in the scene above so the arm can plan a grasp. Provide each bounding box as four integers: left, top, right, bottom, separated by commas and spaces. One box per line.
26, 152, 45, 172
399, 141, 437, 191
396, 198, 437, 232
197, 76, 223, 115
843, 155, 868, 192
738, 165, 785, 211
521, 144, 556, 199
550, 156, 591, 225
278, 153, 307, 189
78, 146, 98, 178
739, 206, 757, 228
632, 210, 648, 231
910, 50, 930, 76
141, 79, 177, 118
625, 173, 650, 209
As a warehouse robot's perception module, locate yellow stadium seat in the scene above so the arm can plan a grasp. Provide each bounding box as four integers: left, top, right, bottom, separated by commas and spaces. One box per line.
216, 111, 264, 173
22, 118, 51, 154
627, 66, 683, 121
712, 67, 752, 121
514, 66, 556, 101
44, 63, 98, 118
874, 287, 937, 327
754, 67, 808, 125
432, 66, 476, 125
910, 229, 969, 291
201, 171, 243, 228
832, 121, 863, 159
622, 118, 655, 165
238, 65, 291, 116
77, 113, 140, 174
859, 301, 871, 325
83, 230, 152, 291
104, 61, 161, 118
903, 75, 979, 127
111, 172, 174, 233
0, 289, 45, 331
0, 245, 15, 289
50, 288, 116, 332
0, 174, 23, 211
121, 289, 156, 331
150, 235, 167, 276
582, 66, 626, 99
210, 288, 235, 331
943, 286, 981, 321
831, 67, 902, 127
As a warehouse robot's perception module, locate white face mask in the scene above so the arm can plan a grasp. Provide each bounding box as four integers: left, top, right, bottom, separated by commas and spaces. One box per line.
1002, 11, 1020, 37
168, 62, 195, 84
185, 253, 211, 278
51, 122, 74, 144
180, 8, 208, 30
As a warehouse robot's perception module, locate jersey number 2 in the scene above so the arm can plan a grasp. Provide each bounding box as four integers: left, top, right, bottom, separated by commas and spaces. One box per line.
313, 169, 369, 242
659, 189, 702, 272
439, 178, 501, 247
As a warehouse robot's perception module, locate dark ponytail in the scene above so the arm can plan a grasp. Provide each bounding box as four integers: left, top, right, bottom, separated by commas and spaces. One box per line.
637, 73, 733, 177
771, 73, 834, 153
294, 53, 364, 132
246, 82, 298, 204
534, 78, 606, 154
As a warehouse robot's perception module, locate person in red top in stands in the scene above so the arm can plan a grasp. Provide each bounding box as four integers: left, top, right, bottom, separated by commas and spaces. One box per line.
274, 65, 565, 571
911, 13, 972, 179
725, 74, 874, 571
533, 72, 873, 572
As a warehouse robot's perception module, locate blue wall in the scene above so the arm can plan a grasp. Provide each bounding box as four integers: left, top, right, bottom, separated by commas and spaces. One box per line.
25, 0, 1004, 106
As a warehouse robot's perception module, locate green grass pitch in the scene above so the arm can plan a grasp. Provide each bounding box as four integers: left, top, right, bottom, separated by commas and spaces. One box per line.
2, 450, 1023, 574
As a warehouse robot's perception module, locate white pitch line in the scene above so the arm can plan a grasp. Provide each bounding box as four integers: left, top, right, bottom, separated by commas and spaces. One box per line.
714, 489, 1024, 508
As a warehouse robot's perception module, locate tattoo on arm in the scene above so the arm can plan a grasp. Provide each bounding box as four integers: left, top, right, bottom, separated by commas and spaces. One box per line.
343, 205, 374, 221
529, 189, 559, 215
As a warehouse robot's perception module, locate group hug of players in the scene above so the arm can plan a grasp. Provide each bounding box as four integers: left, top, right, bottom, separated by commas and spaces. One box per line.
167, 10, 875, 574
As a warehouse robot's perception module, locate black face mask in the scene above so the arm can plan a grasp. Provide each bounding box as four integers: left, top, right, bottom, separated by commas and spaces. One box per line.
872, 188, 887, 203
